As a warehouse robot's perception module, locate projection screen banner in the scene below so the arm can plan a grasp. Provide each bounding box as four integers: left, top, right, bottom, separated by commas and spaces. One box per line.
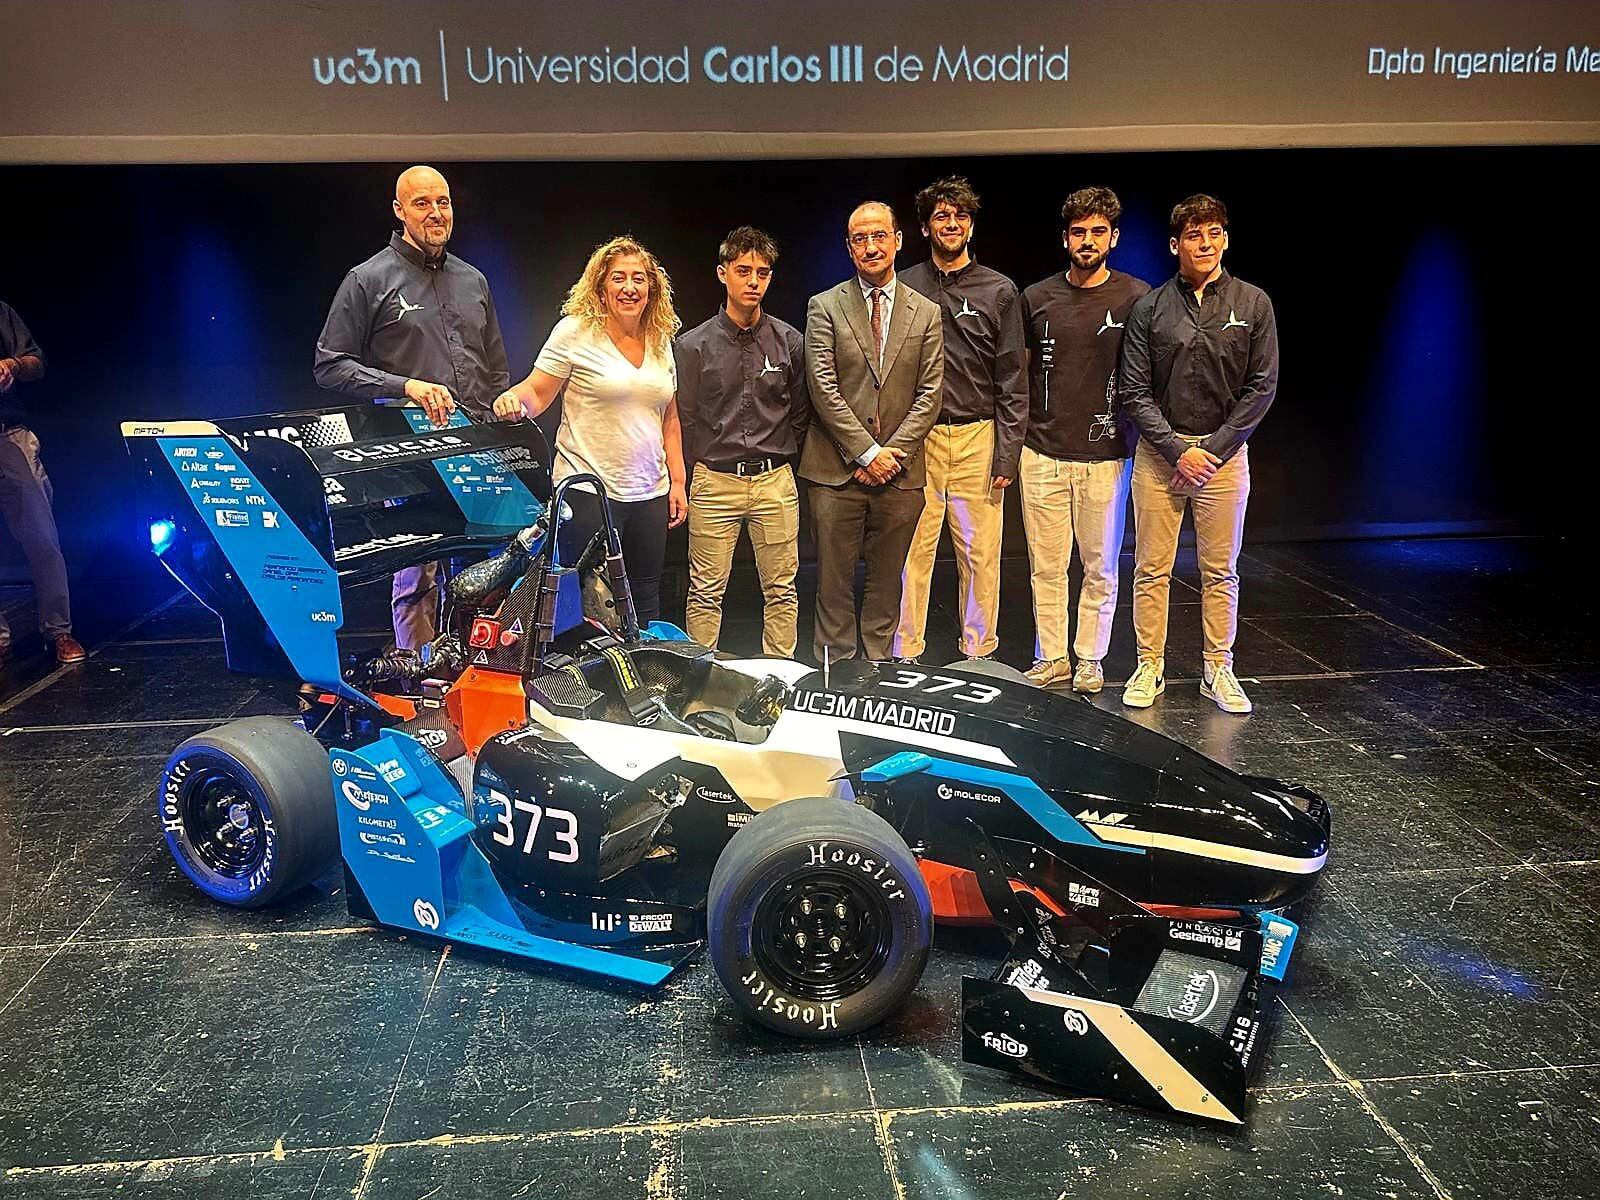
2, 0, 1597, 163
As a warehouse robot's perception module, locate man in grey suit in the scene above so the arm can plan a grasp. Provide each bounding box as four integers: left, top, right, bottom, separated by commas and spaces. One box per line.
801, 201, 944, 663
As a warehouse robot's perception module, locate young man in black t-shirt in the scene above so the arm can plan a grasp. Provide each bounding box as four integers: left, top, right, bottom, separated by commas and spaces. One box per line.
1019, 188, 1149, 691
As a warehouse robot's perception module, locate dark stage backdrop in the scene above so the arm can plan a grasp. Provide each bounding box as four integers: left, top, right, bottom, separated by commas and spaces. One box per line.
0, 144, 1593, 579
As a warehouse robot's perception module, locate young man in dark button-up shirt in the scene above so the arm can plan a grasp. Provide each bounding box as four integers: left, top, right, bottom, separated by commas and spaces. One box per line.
0, 300, 84, 665
674, 227, 810, 657
313, 165, 511, 649
1118, 194, 1279, 714
895, 177, 1027, 663
1019, 187, 1150, 694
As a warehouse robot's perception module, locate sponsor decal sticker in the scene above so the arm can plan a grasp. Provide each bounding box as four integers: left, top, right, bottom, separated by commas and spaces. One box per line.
340, 779, 387, 811
979, 1031, 1029, 1059
413, 898, 441, 930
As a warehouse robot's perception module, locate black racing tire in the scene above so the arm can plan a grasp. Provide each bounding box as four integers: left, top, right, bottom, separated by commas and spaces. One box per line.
942, 658, 1032, 685
158, 717, 338, 909
708, 796, 932, 1039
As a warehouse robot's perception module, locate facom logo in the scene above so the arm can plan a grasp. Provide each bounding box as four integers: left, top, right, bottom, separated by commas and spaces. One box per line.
413, 898, 440, 930
979, 1031, 1029, 1059
340, 779, 386, 811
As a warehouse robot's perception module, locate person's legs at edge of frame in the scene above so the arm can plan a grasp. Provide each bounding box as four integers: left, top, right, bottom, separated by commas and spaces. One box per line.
684, 462, 746, 649
943, 418, 1002, 661
1020, 445, 1075, 687
1125, 439, 1186, 708
860, 483, 924, 664
1068, 455, 1132, 694
893, 423, 950, 665
746, 464, 800, 658
1192, 444, 1252, 714
809, 481, 870, 664
0, 427, 84, 664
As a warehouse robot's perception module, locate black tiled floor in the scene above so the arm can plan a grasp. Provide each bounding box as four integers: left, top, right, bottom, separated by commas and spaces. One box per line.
3, 535, 1598, 1198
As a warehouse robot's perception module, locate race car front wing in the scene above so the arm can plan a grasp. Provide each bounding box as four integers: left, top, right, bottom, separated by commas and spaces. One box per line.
954, 821, 1299, 1124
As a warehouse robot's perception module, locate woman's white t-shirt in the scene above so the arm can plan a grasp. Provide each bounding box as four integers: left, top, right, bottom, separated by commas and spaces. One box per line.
533, 314, 676, 502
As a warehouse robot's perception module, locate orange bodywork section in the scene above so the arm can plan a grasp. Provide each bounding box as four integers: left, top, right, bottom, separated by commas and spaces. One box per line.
370, 692, 418, 721
920, 859, 1068, 925
446, 667, 528, 757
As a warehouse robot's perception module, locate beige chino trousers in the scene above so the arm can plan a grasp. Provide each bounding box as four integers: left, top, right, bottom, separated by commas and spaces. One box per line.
1131, 438, 1251, 669
1018, 447, 1131, 664
895, 419, 1004, 660
685, 462, 800, 657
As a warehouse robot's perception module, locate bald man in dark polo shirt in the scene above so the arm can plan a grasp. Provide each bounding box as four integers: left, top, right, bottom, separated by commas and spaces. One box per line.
314, 165, 510, 649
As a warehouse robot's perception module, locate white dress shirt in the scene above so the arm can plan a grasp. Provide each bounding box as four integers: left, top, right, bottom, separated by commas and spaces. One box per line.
853, 273, 897, 466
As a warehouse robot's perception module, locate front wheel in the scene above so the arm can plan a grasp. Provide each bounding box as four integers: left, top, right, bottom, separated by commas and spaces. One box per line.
707, 797, 932, 1038
158, 717, 338, 908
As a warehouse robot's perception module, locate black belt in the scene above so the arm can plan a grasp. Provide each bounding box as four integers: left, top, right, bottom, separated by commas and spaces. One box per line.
704, 456, 784, 477
935, 414, 989, 426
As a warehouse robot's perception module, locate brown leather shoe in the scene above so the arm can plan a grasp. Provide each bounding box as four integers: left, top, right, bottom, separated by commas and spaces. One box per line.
53, 634, 87, 664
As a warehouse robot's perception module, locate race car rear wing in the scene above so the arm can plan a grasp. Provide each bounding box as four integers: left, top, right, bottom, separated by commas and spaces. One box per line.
122, 403, 550, 698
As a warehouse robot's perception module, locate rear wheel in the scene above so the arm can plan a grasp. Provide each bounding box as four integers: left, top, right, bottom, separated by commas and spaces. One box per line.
158, 717, 338, 908
708, 796, 932, 1038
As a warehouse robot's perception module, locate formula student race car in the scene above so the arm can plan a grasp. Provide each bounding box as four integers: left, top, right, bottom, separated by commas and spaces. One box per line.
122, 402, 1330, 1124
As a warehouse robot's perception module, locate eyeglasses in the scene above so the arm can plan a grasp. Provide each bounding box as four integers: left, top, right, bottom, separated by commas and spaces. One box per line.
849, 230, 894, 248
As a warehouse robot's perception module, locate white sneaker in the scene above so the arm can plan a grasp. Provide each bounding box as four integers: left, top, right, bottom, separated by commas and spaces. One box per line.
1071, 660, 1105, 694
1025, 658, 1073, 687
1202, 662, 1253, 714
1122, 659, 1165, 708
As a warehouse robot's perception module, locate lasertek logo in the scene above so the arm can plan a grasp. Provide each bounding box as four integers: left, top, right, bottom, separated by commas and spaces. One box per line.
1168, 970, 1222, 1024
979, 1031, 1029, 1059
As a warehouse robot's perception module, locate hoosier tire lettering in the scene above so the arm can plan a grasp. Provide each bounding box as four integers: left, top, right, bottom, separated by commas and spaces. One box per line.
807, 841, 907, 901
738, 968, 841, 1032
707, 797, 932, 1039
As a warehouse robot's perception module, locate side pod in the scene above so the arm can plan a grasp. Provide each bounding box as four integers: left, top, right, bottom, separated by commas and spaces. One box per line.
955, 823, 1297, 1124
332, 730, 702, 988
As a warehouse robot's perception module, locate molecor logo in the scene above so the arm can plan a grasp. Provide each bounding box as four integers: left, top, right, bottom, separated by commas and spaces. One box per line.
413, 898, 440, 930
340, 779, 386, 811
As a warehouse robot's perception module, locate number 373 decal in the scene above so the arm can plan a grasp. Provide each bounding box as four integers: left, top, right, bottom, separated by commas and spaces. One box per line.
877, 669, 1001, 705
486, 788, 580, 862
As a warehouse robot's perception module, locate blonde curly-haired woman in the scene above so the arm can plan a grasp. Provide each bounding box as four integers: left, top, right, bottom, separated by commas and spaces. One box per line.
495, 236, 685, 622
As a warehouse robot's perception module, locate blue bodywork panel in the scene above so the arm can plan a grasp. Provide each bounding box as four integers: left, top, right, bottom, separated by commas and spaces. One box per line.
329, 732, 686, 987
403, 408, 546, 530
867, 753, 1145, 857
160, 434, 360, 702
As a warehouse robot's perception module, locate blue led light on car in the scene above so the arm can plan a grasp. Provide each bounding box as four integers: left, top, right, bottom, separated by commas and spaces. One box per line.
149, 519, 177, 554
